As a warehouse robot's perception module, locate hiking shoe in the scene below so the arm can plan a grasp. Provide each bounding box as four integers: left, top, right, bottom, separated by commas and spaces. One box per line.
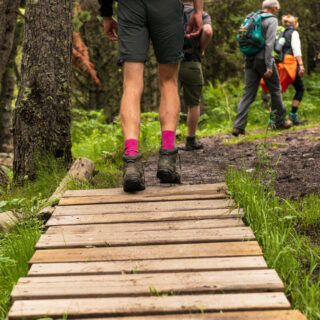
157, 147, 181, 184
289, 112, 300, 125
122, 154, 145, 192
274, 119, 292, 130
185, 136, 204, 151
232, 128, 245, 137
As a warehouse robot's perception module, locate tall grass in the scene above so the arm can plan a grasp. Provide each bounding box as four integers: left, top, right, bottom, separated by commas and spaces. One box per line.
226, 167, 320, 319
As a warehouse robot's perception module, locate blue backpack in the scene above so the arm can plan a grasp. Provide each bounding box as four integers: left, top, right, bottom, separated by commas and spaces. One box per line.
237, 11, 274, 56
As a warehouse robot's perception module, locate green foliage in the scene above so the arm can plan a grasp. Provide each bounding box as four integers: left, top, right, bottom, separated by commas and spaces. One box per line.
226, 165, 320, 319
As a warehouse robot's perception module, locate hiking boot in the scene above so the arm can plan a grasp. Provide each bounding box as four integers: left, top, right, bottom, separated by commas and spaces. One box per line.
157, 147, 181, 184
185, 136, 204, 151
122, 154, 145, 192
232, 128, 245, 137
274, 119, 292, 130
289, 112, 300, 125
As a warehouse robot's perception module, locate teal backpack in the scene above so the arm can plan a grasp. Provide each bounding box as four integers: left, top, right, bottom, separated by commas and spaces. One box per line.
237, 11, 274, 56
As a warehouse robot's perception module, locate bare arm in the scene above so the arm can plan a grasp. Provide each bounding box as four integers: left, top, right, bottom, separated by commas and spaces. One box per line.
99, 0, 118, 41
186, 0, 203, 38
200, 24, 213, 56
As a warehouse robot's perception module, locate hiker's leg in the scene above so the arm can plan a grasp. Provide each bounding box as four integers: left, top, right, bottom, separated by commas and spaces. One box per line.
261, 61, 286, 126
158, 63, 180, 135
120, 62, 144, 141
291, 72, 304, 108
233, 66, 260, 130
187, 106, 201, 137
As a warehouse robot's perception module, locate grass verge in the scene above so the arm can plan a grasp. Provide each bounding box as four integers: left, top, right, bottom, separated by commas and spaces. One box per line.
226, 167, 320, 320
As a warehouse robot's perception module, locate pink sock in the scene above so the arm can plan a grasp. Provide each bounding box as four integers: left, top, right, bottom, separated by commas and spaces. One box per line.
162, 130, 176, 150
124, 139, 138, 157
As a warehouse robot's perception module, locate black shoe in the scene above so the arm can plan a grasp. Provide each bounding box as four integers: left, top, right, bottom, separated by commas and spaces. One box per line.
184, 136, 204, 151
274, 119, 292, 130
123, 154, 145, 192
157, 147, 181, 184
232, 128, 245, 137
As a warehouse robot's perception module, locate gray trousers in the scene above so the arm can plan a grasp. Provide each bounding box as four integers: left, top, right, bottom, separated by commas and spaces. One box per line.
233, 59, 286, 130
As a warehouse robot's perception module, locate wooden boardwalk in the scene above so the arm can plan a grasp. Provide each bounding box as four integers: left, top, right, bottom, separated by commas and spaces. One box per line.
8, 183, 306, 319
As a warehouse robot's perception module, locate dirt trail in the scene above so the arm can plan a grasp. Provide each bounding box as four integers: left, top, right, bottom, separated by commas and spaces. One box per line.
144, 127, 320, 199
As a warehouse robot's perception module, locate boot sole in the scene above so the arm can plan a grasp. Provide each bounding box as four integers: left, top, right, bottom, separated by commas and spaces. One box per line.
157, 169, 181, 184
123, 177, 145, 193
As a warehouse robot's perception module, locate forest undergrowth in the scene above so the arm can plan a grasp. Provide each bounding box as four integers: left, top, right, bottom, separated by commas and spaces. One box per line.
0, 75, 319, 318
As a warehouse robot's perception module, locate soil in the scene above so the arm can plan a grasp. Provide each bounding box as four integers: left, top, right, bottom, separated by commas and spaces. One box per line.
144, 126, 320, 200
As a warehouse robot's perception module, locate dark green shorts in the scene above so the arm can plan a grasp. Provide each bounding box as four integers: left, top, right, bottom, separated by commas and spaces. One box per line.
117, 0, 184, 65
179, 61, 204, 107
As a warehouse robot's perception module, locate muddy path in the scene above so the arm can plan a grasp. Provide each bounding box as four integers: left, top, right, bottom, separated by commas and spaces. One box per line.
144, 127, 320, 200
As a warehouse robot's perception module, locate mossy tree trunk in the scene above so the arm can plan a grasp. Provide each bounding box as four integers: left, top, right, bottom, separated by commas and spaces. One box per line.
13, 0, 73, 183
0, 0, 20, 78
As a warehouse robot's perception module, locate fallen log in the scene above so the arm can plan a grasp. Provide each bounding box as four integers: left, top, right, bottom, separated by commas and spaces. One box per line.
40, 158, 96, 218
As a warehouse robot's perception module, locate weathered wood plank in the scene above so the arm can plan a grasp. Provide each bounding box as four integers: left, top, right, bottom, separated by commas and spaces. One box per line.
8, 293, 290, 319
36, 227, 255, 249
71, 310, 307, 320
63, 183, 226, 198
28, 256, 268, 276
59, 184, 228, 206
47, 209, 242, 226
12, 270, 284, 301
30, 242, 263, 264
53, 199, 235, 216
45, 219, 245, 234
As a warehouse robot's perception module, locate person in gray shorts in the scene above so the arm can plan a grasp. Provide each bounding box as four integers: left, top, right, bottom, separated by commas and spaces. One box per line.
179, 0, 213, 151
232, 0, 292, 137
99, 0, 204, 192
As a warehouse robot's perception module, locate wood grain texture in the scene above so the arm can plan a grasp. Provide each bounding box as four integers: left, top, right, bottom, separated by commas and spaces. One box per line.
8, 293, 290, 319
63, 183, 226, 198
30, 242, 263, 263
53, 199, 235, 216
47, 209, 242, 226
70, 310, 307, 320
36, 227, 255, 249
12, 270, 284, 301
28, 256, 267, 276
45, 219, 245, 234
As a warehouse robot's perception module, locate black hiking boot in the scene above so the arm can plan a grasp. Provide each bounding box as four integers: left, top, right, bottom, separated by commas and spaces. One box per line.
157, 147, 181, 184
122, 154, 145, 192
184, 136, 204, 151
232, 128, 245, 137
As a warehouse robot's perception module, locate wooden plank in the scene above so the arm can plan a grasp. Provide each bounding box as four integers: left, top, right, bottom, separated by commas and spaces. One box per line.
52, 199, 235, 216
47, 209, 242, 226
45, 219, 245, 234
63, 183, 226, 198
8, 293, 290, 319
28, 256, 268, 276
30, 242, 263, 263
70, 310, 307, 320
35, 227, 255, 249
59, 184, 228, 206
12, 270, 284, 301
59, 193, 228, 206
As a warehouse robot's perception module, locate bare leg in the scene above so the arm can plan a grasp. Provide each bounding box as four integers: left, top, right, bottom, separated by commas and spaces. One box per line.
187, 106, 200, 137
292, 99, 300, 108
120, 62, 144, 141
158, 63, 180, 132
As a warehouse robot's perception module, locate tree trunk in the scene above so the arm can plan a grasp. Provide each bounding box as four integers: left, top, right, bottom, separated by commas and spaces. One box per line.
0, 18, 23, 152
0, 0, 20, 78
13, 0, 73, 183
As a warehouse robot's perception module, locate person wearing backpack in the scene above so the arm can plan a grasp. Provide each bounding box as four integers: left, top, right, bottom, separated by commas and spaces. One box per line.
232, 0, 292, 137
179, 0, 213, 151
261, 15, 305, 125
99, 0, 203, 192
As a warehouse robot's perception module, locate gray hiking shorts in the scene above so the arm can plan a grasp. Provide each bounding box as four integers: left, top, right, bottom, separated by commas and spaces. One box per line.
117, 0, 184, 65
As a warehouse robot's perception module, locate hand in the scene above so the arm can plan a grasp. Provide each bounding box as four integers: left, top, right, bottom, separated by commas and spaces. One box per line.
186, 12, 203, 38
299, 65, 305, 77
264, 69, 273, 79
103, 17, 118, 41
